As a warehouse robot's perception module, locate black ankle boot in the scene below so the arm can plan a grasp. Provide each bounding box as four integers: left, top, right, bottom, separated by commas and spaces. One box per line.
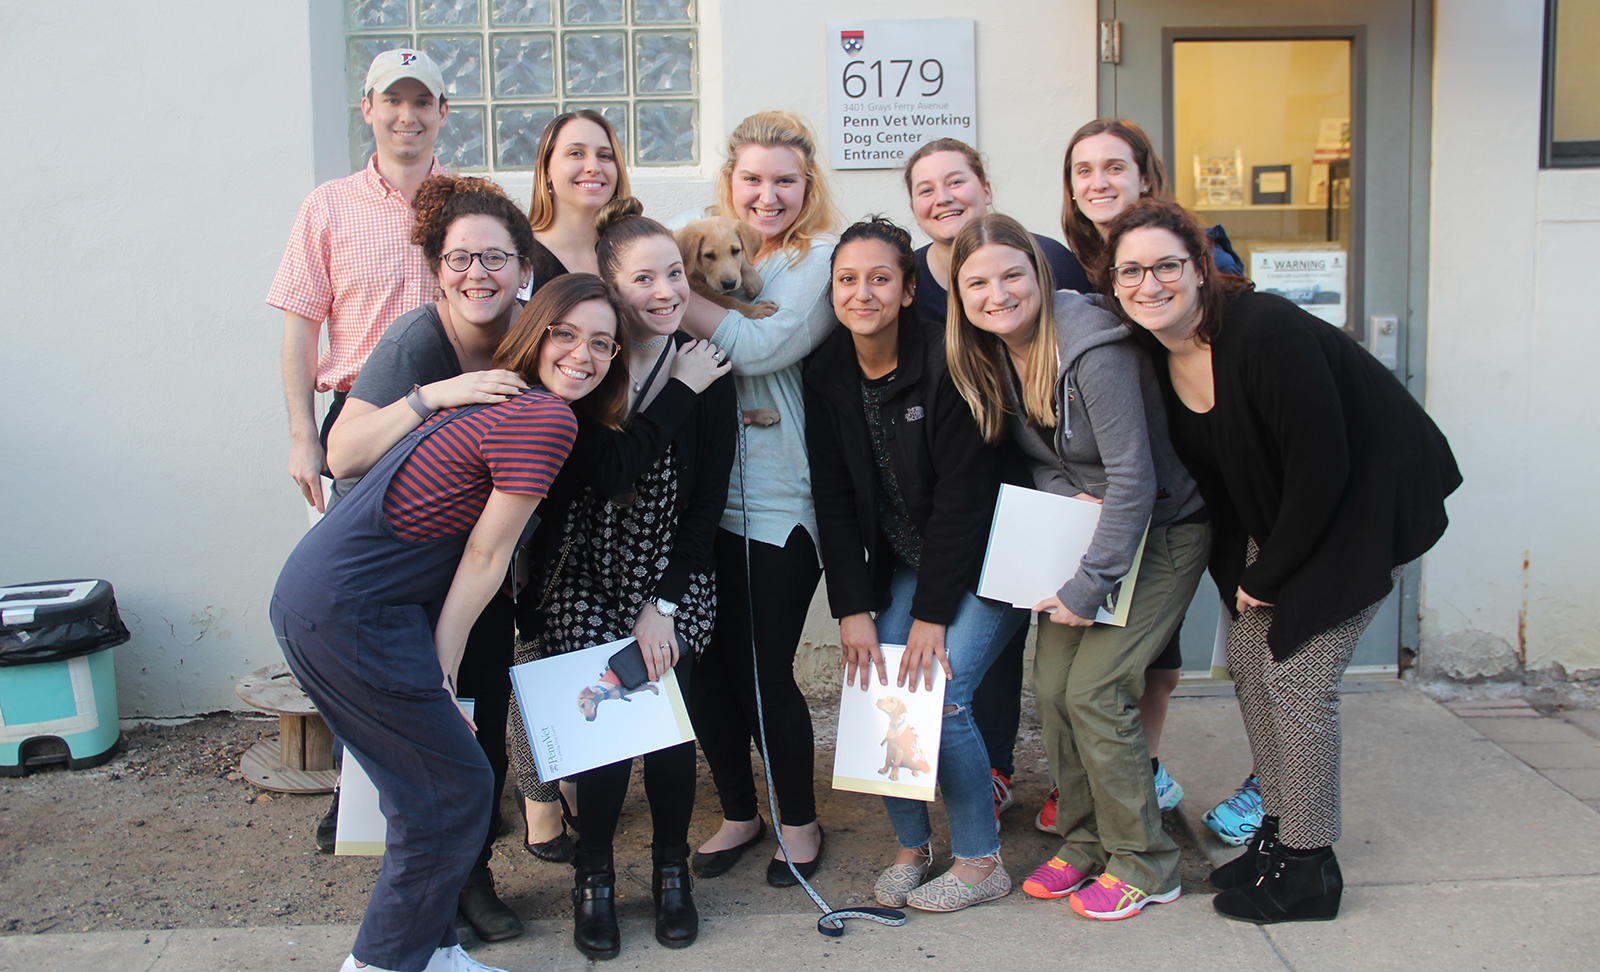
1209, 815, 1279, 891
1213, 844, 1343, 924
573, 849, 621, 959
459, 864, 524, 942
652, 843, 699, 949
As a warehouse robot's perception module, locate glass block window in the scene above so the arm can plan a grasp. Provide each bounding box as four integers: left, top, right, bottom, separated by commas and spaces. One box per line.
345, 0, 697, 172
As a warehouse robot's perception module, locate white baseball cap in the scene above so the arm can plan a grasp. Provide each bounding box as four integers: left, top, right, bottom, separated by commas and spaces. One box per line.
363, 48, 446, 100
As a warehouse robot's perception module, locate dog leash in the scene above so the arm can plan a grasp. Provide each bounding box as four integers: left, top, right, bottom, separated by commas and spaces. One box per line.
734, 390, 906, 937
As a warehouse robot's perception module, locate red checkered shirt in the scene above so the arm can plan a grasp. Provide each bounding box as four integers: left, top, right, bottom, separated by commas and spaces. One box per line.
266, 154, 448, 393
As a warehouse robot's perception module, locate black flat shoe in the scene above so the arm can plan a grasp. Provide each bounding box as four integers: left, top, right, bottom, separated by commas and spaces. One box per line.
691, 817, 767, 878
525, 828, 577, 863
459, 865, 524, 942
766, 827, 824, 888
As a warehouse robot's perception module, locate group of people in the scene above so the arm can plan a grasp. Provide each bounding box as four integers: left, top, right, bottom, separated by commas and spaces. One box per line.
267, 48, 1459, 972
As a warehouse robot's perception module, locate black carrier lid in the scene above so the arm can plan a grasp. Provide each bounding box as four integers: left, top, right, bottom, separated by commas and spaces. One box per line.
0, 579, 131, 667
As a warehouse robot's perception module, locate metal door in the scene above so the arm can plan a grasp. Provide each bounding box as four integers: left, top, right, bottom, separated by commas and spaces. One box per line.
1098, 0, 1432, 673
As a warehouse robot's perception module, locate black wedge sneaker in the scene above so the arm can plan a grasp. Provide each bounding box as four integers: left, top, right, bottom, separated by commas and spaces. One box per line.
1213, 843, 1343, 924
1208, 814, 1279, 892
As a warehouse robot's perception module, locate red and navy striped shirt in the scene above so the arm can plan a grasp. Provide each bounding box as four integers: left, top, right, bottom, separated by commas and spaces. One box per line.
384, 389, 578, 542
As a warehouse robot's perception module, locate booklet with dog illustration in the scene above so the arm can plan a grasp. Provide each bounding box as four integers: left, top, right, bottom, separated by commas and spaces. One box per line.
976, 483, 1149, 626
336, 700, 476, 855
831, 645, 946, 802
510, 637, 695, 782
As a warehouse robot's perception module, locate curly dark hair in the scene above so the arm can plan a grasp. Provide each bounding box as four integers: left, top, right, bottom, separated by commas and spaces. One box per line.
832, 215, 917, 289
411, 174, 537, 276
1102, 197, 1252, 347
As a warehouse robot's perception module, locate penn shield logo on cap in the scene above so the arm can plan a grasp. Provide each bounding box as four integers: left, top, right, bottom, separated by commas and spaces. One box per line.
399, 51, 417, 65
841, 30, 863, 53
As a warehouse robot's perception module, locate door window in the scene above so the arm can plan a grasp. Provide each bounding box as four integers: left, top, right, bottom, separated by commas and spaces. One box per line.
1172, 39, 1354, 331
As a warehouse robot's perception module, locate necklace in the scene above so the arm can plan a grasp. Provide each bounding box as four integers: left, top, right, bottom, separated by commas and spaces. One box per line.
629, 340, 674, 393
629, 333, 669, 351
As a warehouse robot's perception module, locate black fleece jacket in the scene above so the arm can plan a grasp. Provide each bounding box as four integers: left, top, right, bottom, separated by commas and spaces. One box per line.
803, 315, 1001, 626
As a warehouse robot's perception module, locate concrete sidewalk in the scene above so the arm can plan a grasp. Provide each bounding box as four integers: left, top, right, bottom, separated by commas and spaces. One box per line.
4, 689, 1597, 972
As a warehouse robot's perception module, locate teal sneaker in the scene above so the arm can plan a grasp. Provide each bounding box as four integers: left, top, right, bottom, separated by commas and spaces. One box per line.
1154, 763, 1184, 812
1204, 774, 1264, 846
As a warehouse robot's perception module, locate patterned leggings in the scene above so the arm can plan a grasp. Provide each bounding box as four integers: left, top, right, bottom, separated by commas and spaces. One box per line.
1228, 540, 1400, 848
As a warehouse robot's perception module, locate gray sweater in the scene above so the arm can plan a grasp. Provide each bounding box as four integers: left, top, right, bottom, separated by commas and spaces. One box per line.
1008, 291, 1205, 618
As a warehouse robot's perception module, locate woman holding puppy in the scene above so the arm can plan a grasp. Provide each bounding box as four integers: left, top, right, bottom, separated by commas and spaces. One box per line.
514, 198, 735, 958
805, 217, 1027, 912
675, 110, 840, 886
944, 214, 1210, 921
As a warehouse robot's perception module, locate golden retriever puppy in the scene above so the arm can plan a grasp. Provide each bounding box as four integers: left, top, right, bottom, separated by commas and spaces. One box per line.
674, 217, 779, 320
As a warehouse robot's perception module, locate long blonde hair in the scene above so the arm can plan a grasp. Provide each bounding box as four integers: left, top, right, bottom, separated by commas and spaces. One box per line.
945, 214, 1059, 444
714, 111, 839, 264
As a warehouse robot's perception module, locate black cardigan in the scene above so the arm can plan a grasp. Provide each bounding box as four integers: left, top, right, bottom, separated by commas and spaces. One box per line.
1162, 291, 1461, 660
526, 331, 737, 616
803, 315, 1001, 626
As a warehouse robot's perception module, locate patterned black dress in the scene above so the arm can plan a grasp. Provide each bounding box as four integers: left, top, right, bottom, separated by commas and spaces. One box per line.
509, 443, 715, 796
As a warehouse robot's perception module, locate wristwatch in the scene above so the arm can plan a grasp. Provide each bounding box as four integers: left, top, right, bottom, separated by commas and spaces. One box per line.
653, 598, 679, 618
405, 384, 435, 420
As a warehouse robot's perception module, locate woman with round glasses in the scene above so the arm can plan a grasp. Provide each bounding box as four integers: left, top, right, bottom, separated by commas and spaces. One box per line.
943, 213, 1209, 922
325, 173, 547, 946
275, 271, 628, 972
1103, 198, 1459, 924
522, 109, 630, 296
512, 197, 733, 958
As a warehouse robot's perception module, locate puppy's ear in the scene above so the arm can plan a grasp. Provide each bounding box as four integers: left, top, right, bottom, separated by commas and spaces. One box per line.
735, 220, 766, 296
735, 220, 765, 260
674, 224, 702, 265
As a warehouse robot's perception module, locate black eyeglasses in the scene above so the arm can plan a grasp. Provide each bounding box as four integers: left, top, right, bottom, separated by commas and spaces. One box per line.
546, 323, 621, 360
1111, 257, 1192, 288
442, 248, 517, 272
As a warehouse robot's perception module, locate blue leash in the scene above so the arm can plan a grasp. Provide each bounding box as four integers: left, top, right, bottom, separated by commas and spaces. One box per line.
734, 391, 905, 937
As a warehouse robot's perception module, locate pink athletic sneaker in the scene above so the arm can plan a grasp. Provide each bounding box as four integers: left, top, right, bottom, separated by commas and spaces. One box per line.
1068, 873, 1180, 920
1022, 857, 1093, 899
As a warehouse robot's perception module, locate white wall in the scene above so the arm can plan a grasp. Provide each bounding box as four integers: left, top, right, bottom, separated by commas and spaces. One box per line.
1422, 1, 1600, 682
0, 4, 331, 715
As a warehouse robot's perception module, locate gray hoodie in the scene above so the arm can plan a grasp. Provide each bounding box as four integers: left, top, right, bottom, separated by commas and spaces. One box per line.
1008, 291, 1205, 619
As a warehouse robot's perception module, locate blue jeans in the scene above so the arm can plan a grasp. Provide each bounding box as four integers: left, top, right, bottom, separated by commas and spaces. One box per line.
873, 567, 1027, 860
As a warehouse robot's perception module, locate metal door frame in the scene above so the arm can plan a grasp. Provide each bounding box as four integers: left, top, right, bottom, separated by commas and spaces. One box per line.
1096, 1, 1435, 671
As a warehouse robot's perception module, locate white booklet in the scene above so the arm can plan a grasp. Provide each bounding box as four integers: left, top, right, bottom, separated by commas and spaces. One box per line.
976, 483, 1148, 626
831, 645, 946, 802
336, 699, 475, 856
511, 637, 695, 783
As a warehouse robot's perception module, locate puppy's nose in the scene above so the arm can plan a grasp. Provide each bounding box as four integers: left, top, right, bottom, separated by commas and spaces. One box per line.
719, 277, 739, 291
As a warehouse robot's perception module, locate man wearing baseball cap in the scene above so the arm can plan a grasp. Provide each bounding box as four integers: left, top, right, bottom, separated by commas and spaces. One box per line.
266, 50, 530, 953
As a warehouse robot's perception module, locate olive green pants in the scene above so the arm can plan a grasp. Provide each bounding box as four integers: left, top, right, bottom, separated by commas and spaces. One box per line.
1034, 521, 1211, 895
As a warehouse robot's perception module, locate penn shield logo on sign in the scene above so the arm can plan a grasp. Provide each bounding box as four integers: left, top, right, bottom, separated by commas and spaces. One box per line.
841, 30, 863, 53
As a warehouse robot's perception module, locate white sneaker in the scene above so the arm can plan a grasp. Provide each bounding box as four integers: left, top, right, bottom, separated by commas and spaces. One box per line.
439, 944, 512, 972
340, 956, 401, 972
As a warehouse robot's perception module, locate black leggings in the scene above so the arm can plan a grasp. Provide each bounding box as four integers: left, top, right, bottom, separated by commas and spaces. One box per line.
575, 651, 697, 855
690, 527, 822, 827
